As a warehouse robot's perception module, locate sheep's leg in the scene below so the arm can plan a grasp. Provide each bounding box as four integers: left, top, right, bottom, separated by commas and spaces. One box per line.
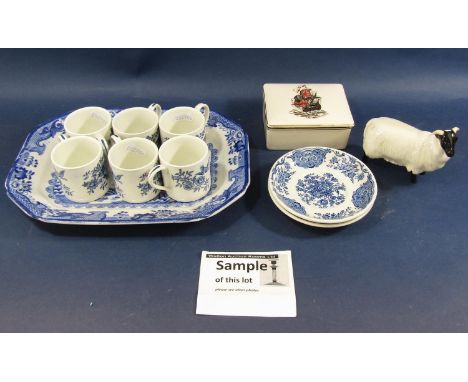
410, 172, 417, 183
421, 172, 426, 175
361, 153, 368, 163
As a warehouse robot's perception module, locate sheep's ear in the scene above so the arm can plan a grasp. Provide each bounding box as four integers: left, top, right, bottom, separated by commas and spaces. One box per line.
452, 127, 460, 134
433, 130, 444, 136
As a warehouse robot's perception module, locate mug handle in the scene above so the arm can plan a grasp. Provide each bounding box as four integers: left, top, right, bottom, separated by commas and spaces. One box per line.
148, 103, 162, 118
98, 137, 109, 156
147, 165, 169, 191
110, 135, 121, 146
195, 103, 210, 124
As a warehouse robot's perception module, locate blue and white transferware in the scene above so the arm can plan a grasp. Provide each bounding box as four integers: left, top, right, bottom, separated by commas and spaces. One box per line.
5, 109, 250, 224
148, 135, 211, 203
63, 106, 113, 141
107, 137, 161, 204
159, 104, 209, 143
268, 183, 373, 228
112, 104, 162, 144
51, 135, 110, 203
269, 147, 377, 224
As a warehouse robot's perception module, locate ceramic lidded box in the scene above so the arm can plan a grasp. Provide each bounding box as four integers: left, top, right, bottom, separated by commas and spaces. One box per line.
263, 83, 354, 150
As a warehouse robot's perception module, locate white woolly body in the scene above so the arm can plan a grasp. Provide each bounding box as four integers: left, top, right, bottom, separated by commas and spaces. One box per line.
363, 117, 449, 174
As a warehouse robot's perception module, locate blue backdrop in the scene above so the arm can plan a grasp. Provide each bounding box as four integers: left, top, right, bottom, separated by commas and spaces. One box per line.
1, 49, 467, 332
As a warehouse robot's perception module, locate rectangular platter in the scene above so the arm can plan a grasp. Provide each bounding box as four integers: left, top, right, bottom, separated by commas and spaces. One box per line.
5, 110, 250, 224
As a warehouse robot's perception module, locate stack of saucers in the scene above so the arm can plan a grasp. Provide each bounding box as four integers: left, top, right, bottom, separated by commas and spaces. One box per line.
268, 147, 377, 228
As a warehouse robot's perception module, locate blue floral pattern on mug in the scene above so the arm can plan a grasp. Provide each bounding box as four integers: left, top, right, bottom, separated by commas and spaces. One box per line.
137, 171, 158, 196
146, 129, 159, 144
296, 173, 345, 208
82, 156, 109, 195
113, 174, 124, 198
291, 148, 331, 168
171, 165, 209, 193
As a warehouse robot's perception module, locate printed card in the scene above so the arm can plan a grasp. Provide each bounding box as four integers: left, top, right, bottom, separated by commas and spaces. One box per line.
196, 251, 296, 317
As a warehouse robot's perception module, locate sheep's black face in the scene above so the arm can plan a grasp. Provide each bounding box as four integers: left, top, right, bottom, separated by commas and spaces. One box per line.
436, 130, 459, 157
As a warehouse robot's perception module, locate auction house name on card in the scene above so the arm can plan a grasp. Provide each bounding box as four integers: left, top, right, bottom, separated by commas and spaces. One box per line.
196, 251, 296, 317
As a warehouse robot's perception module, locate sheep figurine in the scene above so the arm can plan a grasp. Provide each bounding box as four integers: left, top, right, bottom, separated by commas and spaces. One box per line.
363, 117, 460, 182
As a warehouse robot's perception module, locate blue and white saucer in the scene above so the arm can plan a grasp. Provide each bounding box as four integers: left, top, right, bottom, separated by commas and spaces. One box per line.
268, 182, 374, 228
268, 147, 377, 224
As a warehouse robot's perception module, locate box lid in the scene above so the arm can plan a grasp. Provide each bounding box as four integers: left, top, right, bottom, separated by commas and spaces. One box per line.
263, 83, 354, 128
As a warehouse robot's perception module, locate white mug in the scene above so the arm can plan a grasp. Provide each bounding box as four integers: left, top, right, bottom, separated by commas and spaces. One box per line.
112, 103, 162, 144
158, 103, 209, 143
63, 106, 113, 141
148, 135, 211, 202
108, 137, 162, 203
50, 135, 110, 203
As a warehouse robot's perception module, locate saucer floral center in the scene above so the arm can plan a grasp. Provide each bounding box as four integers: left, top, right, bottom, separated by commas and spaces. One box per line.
296, 173, 345, 208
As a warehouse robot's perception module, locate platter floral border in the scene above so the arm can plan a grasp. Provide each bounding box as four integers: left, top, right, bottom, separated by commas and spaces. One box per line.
5, 110, 250, 224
